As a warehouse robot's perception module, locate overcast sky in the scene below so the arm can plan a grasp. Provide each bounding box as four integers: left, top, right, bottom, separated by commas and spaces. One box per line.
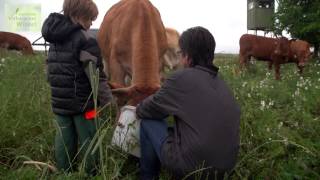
93, 0, 249, 53
1, 0, 270, 53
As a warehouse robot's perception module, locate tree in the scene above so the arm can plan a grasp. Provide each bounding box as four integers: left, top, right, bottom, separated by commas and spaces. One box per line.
274, 0, 320, 58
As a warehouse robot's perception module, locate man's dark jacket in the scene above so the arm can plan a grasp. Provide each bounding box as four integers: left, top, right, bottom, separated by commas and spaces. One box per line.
42, 13, 112, 115
136, 65, 240, 178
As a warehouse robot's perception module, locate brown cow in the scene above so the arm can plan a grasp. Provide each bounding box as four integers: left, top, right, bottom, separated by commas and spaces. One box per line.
0, 31, 34, 55
97, 0, 167, 106
239, 34, 311, 79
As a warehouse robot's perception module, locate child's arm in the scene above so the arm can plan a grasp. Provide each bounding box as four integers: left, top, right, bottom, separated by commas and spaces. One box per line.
79, 40, 113, 108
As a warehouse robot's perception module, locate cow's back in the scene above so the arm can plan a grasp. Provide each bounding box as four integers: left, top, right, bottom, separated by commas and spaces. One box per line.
0, 31, 33, 55
98, 0, 167, 88
239, 34, 276, 61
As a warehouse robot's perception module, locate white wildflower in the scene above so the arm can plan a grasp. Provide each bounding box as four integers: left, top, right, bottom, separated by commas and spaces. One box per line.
266, 127, 270, 132
278, 122, 283, 129
260, 100, 266, 110
269, 101, 274, 106
1, 58, 5, 63
242, 82, 247, 87
283, 137, 289, 146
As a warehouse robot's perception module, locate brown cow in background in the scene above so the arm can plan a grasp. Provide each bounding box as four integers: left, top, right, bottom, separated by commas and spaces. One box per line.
239, 34, 311, 80
97, 0, 167, 106
0, 31, 34, 55
162, 27, 181, 71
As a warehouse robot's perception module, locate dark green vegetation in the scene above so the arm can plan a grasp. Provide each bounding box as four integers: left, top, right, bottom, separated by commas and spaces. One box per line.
0, 51, 319, 179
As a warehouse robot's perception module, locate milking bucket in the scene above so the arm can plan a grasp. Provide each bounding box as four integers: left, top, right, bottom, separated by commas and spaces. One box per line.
111, 105, 141, 157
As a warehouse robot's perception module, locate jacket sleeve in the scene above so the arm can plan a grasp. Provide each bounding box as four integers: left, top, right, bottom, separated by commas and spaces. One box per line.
79, 33, 113, 107
97, 67, 113, 107
136, 72, 184, 120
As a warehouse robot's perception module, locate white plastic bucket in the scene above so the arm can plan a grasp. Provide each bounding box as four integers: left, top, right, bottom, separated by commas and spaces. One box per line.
111, 105, 141, 157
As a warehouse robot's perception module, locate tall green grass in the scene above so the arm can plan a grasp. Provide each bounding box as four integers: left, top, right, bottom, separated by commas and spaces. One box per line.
0, 51, 319, 179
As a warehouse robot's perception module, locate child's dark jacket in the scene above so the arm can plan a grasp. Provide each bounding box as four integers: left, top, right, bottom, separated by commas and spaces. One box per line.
42, 13, 112, 115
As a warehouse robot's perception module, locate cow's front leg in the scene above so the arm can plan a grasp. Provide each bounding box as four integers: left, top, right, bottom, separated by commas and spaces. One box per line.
274, 63, 281, 80
297, 63, 304, 74
268, 61, 273, 70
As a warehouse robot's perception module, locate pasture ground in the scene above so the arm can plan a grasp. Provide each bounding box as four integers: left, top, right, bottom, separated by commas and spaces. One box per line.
0, 51, 319, 179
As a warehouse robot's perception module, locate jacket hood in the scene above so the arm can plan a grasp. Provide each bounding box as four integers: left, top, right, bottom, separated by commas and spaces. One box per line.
42, 13, 82, 43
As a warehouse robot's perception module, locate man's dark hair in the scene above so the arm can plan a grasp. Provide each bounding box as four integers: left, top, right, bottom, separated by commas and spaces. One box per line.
179, 26, 216, 68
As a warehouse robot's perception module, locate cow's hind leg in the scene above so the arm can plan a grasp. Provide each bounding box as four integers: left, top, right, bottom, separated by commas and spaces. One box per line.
268, 61, 273, 70
274, 63, 281, 80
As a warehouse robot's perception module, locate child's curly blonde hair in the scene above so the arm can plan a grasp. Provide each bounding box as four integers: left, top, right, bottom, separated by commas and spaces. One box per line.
63, 0, 98, 21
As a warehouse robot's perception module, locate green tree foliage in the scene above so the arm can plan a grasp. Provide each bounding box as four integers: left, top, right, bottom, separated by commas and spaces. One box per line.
274, 0, 320, 57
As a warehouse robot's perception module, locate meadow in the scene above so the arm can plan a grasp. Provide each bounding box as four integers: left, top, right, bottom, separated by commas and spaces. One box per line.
0, 51, 319, 179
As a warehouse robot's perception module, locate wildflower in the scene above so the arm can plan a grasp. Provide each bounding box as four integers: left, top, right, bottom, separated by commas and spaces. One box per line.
260, 100, 266, 110
268, 100, 274, 106
242, 82, 247, 87
1, 58, 5, 63
266, 127, 270, 132
278, 122, 283, 129
247, 93, 251, 98
283, 137, 288, 146
268, 138, 272, 141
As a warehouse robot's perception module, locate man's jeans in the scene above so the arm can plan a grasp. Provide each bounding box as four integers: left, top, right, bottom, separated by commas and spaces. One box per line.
140, 118, 168, 180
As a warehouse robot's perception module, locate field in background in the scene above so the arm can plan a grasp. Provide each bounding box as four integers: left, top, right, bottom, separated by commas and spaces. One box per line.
0, 51, 319, 179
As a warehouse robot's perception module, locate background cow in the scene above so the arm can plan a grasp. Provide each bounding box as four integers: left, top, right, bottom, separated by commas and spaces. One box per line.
161, 28, 181, 71
239, 34, 311, 79
98, 0, 167, 106
0, 31, 34, 55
